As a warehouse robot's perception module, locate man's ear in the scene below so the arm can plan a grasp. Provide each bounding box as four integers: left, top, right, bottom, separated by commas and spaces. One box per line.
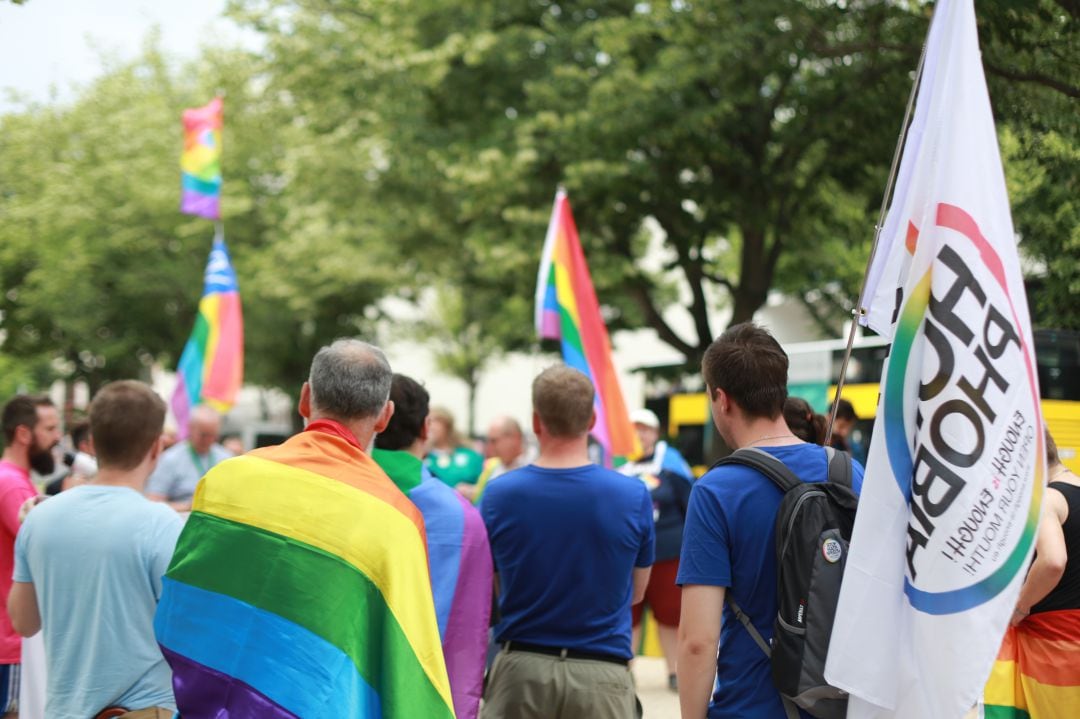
13, 425, 30, 448
298, 382, 312, 420
532, 411, 543, 438
148, 434, 164, 463
419, 413, 431, 442
587, 411, 597, 431
374, 400, 395, 435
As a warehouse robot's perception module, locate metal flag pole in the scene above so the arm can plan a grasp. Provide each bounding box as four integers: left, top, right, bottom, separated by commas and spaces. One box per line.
824, 8, 937, 447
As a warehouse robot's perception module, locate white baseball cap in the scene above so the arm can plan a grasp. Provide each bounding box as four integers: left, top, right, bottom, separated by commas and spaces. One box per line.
630, 408, 661, 429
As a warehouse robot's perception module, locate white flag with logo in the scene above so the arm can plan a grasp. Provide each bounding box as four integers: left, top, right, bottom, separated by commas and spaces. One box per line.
824, 1, 1045, 717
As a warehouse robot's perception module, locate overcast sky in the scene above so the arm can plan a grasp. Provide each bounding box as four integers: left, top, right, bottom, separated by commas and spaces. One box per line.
0, 0, 254, 111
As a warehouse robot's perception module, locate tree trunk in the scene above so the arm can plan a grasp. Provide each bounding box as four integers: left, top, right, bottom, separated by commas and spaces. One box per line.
465, 369, 478, 440
729, 227, 774, 329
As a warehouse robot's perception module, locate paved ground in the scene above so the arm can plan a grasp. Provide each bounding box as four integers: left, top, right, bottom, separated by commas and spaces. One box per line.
633, 656, 680, 718
629, 658, 982, 719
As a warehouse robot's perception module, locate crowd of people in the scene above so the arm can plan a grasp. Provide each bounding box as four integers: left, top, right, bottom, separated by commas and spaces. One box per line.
0, 322, 1072, 718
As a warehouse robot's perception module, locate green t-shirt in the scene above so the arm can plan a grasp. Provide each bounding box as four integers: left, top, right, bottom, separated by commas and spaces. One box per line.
425, 446, 484, 486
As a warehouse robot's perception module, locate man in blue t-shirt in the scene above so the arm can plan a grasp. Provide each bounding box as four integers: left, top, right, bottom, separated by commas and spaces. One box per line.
676, 323, 864, 719
9, 381, 182, 719
481, 365, 655, 719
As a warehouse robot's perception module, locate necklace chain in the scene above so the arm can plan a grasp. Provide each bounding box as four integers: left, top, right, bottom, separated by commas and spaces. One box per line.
744, 433, 797, 447
1050, 466, 1072, 481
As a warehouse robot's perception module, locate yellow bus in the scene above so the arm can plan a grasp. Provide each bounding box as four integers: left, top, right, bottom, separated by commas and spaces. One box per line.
663, 329, 1080, 473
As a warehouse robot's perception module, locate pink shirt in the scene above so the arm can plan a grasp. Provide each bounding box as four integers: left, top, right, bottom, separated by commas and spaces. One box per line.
0, 460, 37, 663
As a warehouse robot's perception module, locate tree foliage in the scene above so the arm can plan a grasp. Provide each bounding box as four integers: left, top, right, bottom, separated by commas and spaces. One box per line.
1, 0, 1076, 404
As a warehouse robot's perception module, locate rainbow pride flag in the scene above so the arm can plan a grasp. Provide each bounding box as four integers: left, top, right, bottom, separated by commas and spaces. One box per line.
181, 97, 223, 219
984, 609, 1080, 718
154, 426, 456, 718
170, 229, 243, 435
534, 190, 638, 460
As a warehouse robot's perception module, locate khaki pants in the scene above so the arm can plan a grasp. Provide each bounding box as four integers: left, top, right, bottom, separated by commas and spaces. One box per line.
119, 709, 174, 718
482, 647, 640, 719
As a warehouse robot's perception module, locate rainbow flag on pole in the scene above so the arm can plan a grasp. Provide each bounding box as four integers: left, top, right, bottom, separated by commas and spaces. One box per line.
181, 97, 223, 220
170, 229, 243, 434
534, 189, 637, 460
154, 428, 456, 718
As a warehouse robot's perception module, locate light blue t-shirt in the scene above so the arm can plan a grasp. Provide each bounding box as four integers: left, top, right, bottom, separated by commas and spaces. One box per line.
145, 441, 231, 503
14, 485, 183, 719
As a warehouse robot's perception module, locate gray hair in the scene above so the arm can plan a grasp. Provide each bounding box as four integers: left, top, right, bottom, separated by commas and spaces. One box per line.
308, 339, 393, 421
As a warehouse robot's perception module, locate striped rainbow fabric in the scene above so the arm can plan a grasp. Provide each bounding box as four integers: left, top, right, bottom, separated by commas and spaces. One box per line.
372, 449, 492, 719
170, 229, 243, 435
154, 427, 456, 718
181, 97, 223, 219
533, 189, 638, 460
984, 609, 1080, 718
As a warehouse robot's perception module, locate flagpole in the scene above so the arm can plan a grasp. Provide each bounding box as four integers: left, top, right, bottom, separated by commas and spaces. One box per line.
824, 8, 937, 446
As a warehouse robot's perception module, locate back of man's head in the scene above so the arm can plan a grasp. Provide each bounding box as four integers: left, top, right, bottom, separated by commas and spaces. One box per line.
70, 420, 91, 451
3, 395, 54, 445
702, 322, 788, 419
89, 381, 166, 471
832, 398, 857, 423
375, 374, 429, 451
533, 366, 595, 438
309, 339, 393, 421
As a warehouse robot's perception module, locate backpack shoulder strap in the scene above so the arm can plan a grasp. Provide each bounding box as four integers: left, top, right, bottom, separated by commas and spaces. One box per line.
824, 446, 853, 488
724, 596, 800, 719
714, 447, 803, 494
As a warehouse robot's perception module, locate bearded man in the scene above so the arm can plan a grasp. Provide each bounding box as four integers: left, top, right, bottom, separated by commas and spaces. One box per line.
0, 395, 61, 717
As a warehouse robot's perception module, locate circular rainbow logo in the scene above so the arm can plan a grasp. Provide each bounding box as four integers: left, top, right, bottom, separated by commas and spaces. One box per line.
882, 206, 1044, 615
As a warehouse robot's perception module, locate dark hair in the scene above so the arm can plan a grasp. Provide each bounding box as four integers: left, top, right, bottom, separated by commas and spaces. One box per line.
375, 374, 430, 451
832, 398, 857, 422
2, 395, 54, 443
1046, 427, 1060, 467
533, 365, 595, 437
701, 323, 788, 419
784, 397, 826, 445
70, 420, 91, 449
89, 381, 166, 470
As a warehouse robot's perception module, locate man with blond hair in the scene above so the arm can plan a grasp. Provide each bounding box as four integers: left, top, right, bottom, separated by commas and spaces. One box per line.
9, 381, 182, 719
481, 365, 654, 718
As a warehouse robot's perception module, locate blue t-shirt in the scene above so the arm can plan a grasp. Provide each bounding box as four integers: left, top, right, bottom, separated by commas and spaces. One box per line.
677, 444, 864, 719
14, 485, 183, 719
481, 463, 655, 659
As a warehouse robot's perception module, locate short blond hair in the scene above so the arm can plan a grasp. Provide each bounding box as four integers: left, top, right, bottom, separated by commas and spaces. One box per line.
532, 366, 595, 438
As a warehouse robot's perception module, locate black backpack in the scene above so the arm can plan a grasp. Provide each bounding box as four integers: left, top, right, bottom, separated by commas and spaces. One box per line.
714, 447, 858, 719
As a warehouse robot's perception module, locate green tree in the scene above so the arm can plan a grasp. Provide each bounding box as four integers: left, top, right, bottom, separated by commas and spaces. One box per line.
0, 38, 399, 403
982, 0, 1080, 330
232, 0, 1078, 358
228, 0, 931, 366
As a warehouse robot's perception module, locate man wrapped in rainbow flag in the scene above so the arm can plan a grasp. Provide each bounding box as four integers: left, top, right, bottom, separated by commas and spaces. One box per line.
154, 340, 455, 718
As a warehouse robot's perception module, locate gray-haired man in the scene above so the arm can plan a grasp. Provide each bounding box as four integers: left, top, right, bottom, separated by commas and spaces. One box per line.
154, 339, 456, 717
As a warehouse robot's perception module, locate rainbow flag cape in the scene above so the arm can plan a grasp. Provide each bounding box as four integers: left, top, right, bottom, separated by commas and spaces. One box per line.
181, 97, 223, 219
373, 449, 492, 719
154, 426, 456, 719
170, 229, 243, 435
534, 189, 637, 460
984, 610, 1080, 718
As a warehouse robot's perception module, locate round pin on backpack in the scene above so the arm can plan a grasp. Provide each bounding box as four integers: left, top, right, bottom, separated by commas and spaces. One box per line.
822, 538, 843, 563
